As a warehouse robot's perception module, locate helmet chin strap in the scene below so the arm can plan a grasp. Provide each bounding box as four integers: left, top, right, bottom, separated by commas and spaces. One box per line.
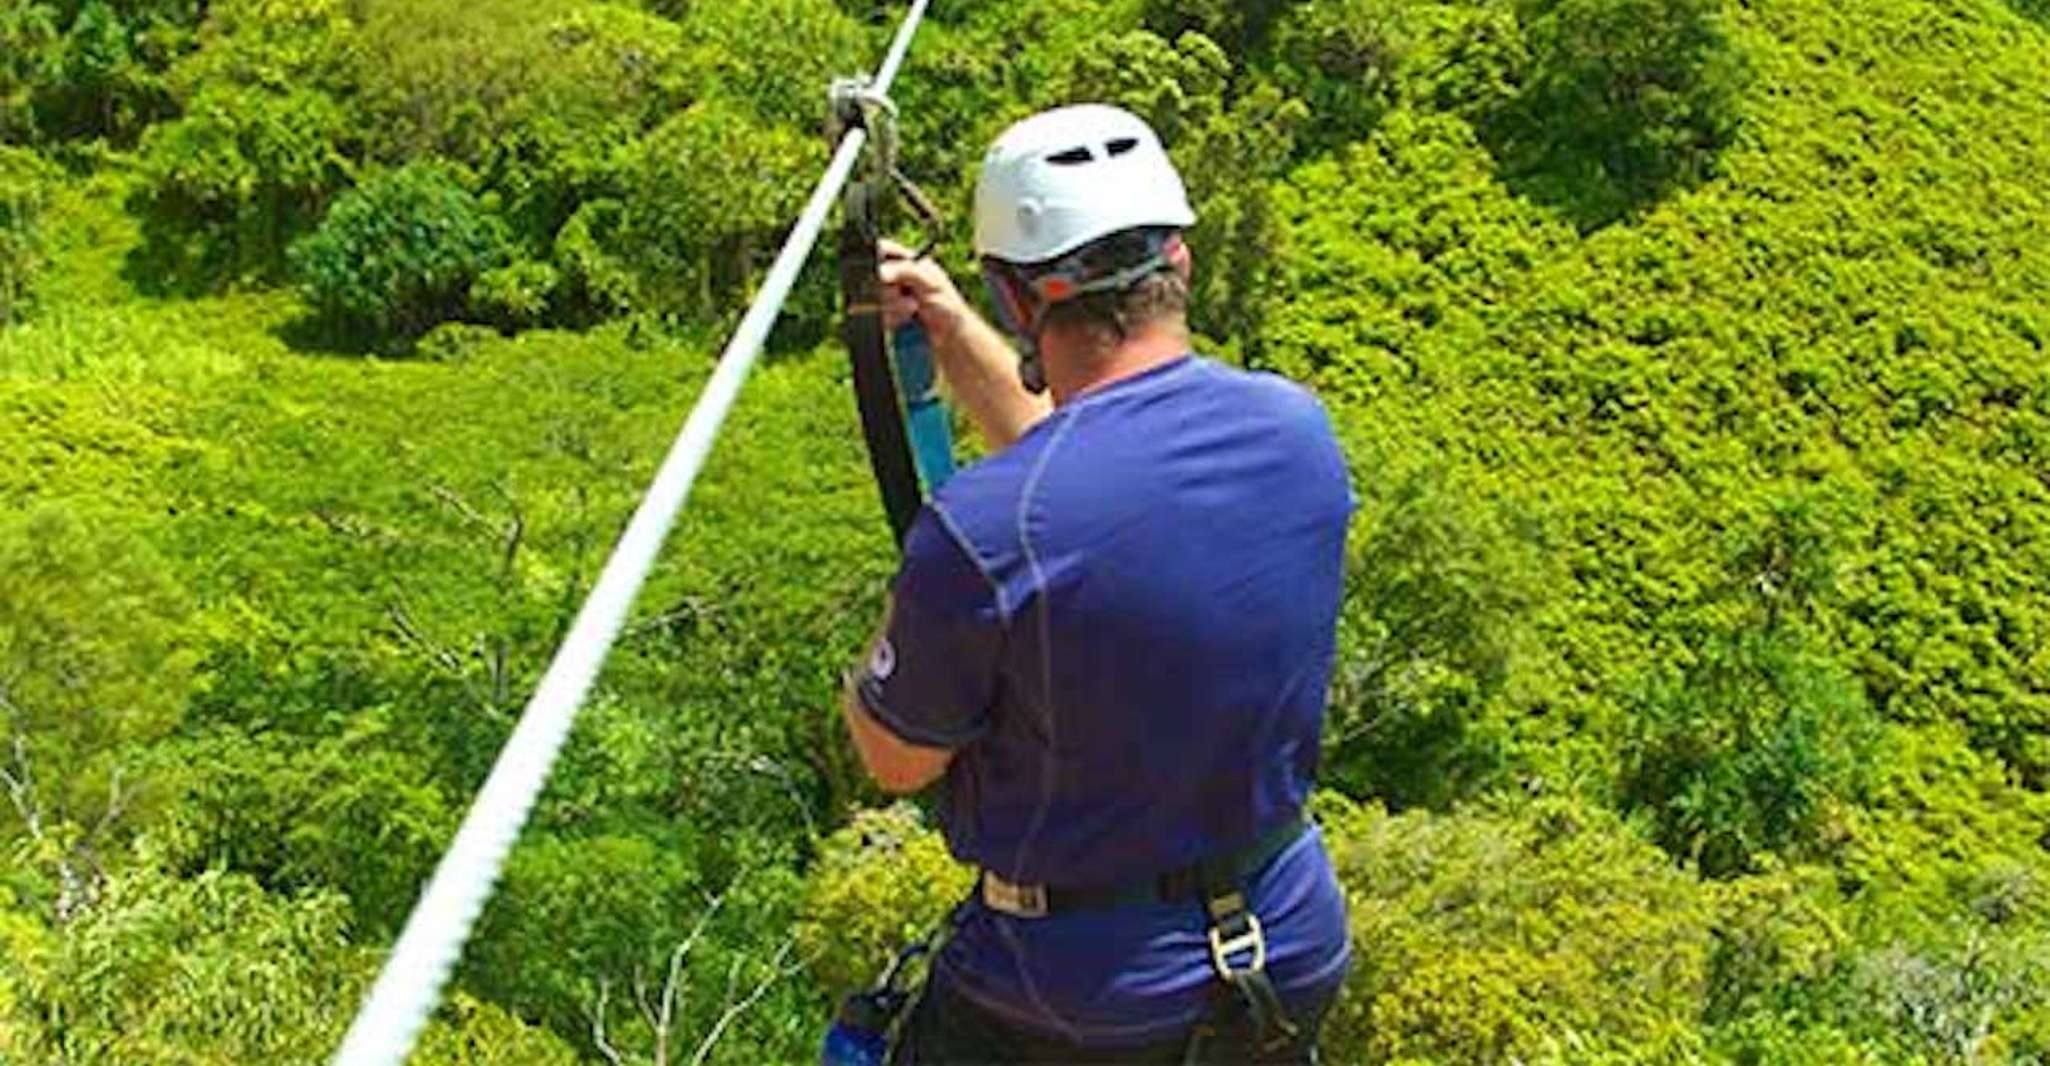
982, 266, 1051, 395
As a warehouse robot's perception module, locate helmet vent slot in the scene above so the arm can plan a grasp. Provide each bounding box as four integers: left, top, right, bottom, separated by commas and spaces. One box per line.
1046, 146, 1095, 165
1105, 137, 1139, 157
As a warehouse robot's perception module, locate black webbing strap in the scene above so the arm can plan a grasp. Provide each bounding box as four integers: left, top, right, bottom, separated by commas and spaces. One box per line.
1195, 854, 1301, 1060
839, 164, 923, 548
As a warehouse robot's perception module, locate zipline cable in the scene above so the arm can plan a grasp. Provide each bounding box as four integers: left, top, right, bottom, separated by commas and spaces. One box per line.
331, 4, 932, 1062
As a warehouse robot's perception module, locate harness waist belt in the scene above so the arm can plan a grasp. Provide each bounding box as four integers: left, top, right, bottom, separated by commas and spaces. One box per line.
979, 817, 1308, 919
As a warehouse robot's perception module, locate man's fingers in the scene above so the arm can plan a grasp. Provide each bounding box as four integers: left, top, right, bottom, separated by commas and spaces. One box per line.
879, 257, 933, 296
883, 293, 920, 327
878, 237, 917, 263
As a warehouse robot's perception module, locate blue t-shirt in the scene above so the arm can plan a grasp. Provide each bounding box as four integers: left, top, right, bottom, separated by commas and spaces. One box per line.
857, 355, 1354, 1044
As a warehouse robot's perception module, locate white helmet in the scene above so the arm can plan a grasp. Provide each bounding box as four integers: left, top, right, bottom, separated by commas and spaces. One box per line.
974, 104, 1197, 266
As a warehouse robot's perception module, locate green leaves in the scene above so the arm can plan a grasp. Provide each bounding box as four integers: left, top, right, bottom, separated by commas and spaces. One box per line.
0, 146, 56, 325
554, 100, 819, 325
288, 162, 512, 348
1487, 0, 1751, 227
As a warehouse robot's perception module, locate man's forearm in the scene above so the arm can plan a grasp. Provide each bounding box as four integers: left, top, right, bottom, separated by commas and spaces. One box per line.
932, 312, 1052, 453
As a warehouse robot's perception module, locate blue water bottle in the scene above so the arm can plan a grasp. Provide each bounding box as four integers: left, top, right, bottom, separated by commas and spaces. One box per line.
819, 990, 896, 1066
818, 940, 929, 1065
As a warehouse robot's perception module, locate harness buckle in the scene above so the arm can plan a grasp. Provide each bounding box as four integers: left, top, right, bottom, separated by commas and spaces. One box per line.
981, 872, 1050, 919
1207, 911, 1268, 978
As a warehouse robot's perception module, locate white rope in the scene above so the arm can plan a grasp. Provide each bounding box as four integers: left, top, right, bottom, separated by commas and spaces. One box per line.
331, 4, 931, 1061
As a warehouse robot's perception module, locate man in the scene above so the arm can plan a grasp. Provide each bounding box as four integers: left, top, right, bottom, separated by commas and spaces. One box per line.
842, 104, 1354, 1064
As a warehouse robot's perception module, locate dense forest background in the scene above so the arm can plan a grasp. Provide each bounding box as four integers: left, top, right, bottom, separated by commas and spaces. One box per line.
2, 0, 2048, 1061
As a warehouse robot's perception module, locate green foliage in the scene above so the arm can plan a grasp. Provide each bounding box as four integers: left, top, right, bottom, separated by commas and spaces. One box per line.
0, 5, 61, 144
1325, 463, 1532, 809
6, 0, 2050, 1058
129, 83, 355, 290
1488, 0, 1751, 226
1622, 627, 1878, 877
28, 0, 197, 145
0, 500, 193, 920
150, 720, 456, 936
468, 259, 559, 330
1265, 107, 1572, 389
555, 100, 819, 323
1837, 724, 2050, 909
796, 803, 974, 998
289, 162, 513, 348
1270, 0, 1406, 154
1320, 793, 1713, 1063
1, 864, 576, 1063
0, 0, 207, 147
674, 0, 866, 130
1138, 0, 1289, 55
127, 0, 361, 290
0, 146, 57, 325
170, 0, 358, 96
353, 0, 702, 246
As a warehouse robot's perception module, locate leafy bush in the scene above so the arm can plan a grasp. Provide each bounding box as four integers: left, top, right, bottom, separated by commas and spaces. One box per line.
1621, 627, 1878, 877
0, 5, 61, 144
354, 0, 702, 247
674, 0, 866, 130
31, 0, 203, 145
554, 100, 817, 323
796, 803, 974, 998
469, 259, 559, 330
1323, 463, 1533, 808
0, 501, 194, 922
126, 0, 359, 290
1319, 793, 1713, 1063
290, 162, 512, 347
149, 720, 456, 937
1487, 0, 1751, 225
1138, 0, 1289, 55
2, 865, 577, 1063
1270, 0, 1406, 153
0, 146, 56, 325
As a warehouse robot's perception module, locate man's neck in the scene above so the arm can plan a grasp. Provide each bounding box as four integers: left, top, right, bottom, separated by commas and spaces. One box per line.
1046, 324, 1190, 406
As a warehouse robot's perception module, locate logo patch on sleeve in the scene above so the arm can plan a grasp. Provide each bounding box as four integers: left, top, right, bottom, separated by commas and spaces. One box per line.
868, 638, 897, 682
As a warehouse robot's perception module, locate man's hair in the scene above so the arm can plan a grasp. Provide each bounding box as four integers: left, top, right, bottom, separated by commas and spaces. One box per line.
1026, 227, 1189, 344
1044, 271, 1189, 342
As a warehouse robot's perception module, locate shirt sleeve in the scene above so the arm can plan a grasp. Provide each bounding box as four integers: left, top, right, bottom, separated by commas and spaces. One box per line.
855, 507, 1003, 749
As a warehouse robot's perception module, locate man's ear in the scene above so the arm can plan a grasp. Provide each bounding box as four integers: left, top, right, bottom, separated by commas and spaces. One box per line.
1168, 237, 1194, 283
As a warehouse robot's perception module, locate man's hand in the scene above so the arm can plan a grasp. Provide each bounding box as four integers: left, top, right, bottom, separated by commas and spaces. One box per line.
880, 239, 972, 344
876, 239, 1052, 451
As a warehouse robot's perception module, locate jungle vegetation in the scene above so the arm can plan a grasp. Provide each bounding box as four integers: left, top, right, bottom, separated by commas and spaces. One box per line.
2, 0, 2048, 1062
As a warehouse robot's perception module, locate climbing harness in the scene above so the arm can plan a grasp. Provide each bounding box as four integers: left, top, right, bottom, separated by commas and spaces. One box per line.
832, 77, 955, 545
328, 4, 934, 1064
975, 817, 1308, 1060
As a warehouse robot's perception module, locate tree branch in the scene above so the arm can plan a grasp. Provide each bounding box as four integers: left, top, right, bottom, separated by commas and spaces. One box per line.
685, 936, 806, 1066
588, 978, 627, 1066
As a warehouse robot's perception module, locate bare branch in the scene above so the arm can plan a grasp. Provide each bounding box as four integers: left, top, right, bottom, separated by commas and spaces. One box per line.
491, 480, 526, 587
388, 593, 500, 716
85, 764, 131, 845
655, 932, 692, 1066
427, 483, 498, 537
633, 963, 660, 1036
588, 979, 627, 1066
685, 936, 806, 1066
1, 733, 44, 844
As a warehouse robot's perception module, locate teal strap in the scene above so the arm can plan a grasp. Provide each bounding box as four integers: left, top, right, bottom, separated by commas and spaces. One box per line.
893, 321, 956, 492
